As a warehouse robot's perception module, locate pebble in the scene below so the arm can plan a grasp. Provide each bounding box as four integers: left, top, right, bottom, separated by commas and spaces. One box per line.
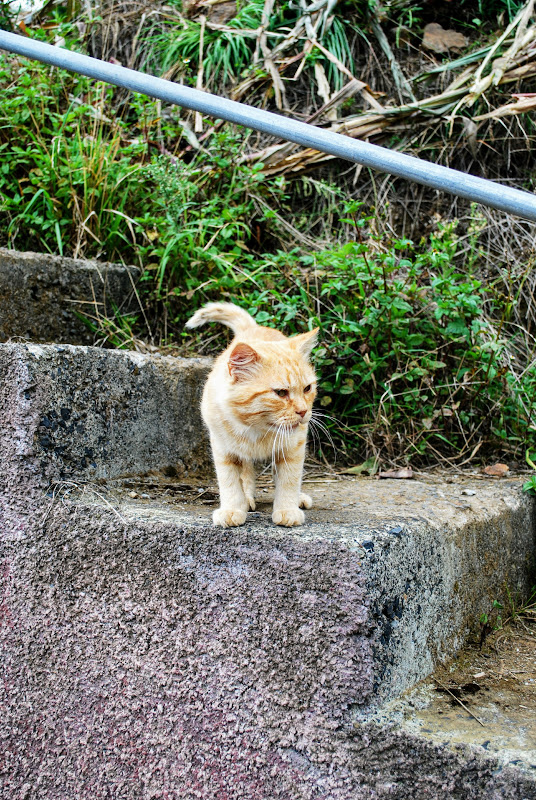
461, 489, 476, 496
128, 491, 138, 499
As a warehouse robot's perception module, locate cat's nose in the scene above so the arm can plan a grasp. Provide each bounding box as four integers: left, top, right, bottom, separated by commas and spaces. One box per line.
296, 409, 307, 418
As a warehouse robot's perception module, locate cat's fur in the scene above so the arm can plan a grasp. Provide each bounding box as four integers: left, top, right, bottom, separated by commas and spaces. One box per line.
186, 302, 318, 528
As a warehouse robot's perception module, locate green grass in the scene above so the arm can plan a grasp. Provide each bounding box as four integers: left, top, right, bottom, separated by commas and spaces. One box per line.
145, 0, 266, 89
0, 56, 151, 259
142, 0, 355, 94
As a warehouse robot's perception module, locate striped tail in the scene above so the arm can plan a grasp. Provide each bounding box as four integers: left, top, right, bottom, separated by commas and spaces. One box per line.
185, 302, 257, 336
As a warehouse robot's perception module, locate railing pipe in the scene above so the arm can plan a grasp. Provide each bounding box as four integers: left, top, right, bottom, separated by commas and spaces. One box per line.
1, 29, 536, 221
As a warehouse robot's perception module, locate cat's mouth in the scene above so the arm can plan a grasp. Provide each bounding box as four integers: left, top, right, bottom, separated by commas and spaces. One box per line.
287, 421, 306, 430
276, 418, 309, 431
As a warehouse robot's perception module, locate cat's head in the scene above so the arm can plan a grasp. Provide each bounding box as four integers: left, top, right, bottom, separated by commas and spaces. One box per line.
226, 329, 318, 432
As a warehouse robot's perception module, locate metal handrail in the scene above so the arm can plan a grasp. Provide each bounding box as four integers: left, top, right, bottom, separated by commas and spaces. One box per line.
1, 28, 536, 221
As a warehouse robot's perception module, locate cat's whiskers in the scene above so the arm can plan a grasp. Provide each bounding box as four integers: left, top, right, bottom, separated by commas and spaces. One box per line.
311, 410, 337, 424
307, 415, 320, 453
311, 411, 340, 443
280, 423, 290, 470
310, 416, 334, 443
271, 423, 279, 472
271, 422, 283, 477
309, 416, 337, 460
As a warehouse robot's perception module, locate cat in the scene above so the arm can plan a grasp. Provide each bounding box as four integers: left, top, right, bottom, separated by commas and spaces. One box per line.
185, 302, 318, 528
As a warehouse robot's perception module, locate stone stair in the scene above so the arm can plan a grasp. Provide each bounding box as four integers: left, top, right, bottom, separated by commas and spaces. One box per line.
1, 250, 535, 800
0, 248, 140, 345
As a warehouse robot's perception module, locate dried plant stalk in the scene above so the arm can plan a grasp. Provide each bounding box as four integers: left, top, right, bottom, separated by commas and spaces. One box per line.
245, 18, 536, 177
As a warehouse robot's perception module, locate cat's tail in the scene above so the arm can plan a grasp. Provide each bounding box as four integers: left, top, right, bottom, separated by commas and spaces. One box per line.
185, 302, 257, 335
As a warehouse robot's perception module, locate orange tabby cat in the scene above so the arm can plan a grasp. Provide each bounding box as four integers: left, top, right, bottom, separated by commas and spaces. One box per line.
186, 302, 318, 528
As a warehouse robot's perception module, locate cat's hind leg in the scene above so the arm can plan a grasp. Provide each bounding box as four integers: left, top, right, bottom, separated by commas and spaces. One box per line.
299, 493, 312, 509
240, 460, 256, 511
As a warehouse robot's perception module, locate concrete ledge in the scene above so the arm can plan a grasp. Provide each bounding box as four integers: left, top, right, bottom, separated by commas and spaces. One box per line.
1, 486, 535, 799
0, 343, 212, 499
101, 476, 536, 706
0, 248, 140, 344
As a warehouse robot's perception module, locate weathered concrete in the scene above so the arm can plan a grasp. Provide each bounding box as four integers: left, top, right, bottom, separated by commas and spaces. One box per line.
2, 341, 536, 798
0, 248, 140, 344
374, 635, 536, 776
1, 482, 535, 799
96, 475, 536, 706
0, 343, 212, 503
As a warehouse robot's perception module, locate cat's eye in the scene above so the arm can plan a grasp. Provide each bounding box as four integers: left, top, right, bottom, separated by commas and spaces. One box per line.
274, 388, 289, 397
304, 384, 311, 393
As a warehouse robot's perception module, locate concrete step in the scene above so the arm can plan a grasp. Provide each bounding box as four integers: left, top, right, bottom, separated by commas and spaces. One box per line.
0, 343, 211, 502
0, 248, 140, 345
1, 341, 535, 798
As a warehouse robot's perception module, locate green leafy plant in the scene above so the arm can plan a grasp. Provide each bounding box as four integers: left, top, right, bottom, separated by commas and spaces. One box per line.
480, 599, 504, 630
523, 450, 536, 494
523, 475, 536, 495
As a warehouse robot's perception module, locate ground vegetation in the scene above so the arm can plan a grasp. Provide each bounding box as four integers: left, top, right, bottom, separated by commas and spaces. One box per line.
2, 0, 536, 467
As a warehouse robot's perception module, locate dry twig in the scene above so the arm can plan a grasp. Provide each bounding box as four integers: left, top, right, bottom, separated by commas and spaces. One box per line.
433, 678, 486, 727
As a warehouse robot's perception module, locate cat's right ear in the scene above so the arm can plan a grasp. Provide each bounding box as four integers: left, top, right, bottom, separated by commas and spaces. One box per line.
228, 343, 260, 381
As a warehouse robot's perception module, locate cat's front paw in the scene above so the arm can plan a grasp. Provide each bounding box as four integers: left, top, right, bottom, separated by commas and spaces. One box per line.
213, 508, 247, 528
299, 492, 312, 509
272, 507, 305, 527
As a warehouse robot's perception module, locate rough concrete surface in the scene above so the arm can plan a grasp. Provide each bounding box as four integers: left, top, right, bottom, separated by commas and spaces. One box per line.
111, 475, 536, 706
376, 624, 536, 774
0, 248, 139, 345
0, 343, 212, 503
2, 339, 536, 798
1, 478, 535, 799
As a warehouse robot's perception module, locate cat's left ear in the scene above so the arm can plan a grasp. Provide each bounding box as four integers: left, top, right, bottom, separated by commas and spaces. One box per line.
289, 328, 319, 358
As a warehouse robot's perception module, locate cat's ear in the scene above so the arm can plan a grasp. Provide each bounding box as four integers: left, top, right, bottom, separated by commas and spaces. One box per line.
289, 328, 319, 358
228, 342, 260, 381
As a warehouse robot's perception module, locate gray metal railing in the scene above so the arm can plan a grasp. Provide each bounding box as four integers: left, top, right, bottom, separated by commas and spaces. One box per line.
1, 28, 536, 221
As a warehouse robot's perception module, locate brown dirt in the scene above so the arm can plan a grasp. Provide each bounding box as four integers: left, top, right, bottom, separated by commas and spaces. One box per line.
434, 623, 536, 716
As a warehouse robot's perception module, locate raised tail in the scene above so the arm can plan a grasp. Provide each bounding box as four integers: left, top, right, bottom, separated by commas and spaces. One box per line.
185, 302, 257, 336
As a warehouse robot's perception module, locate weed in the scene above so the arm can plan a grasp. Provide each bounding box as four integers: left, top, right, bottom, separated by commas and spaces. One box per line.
523, 475, 536, 495
480, 599, 504, 630
142, 0, 354, 94
504, 584, 536, 625
523, 450, 536, 494
145, 1, 266, 89
0, 56, 151, 260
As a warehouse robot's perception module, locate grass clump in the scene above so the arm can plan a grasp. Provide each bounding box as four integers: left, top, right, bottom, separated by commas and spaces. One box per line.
0, 55, 151, 259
